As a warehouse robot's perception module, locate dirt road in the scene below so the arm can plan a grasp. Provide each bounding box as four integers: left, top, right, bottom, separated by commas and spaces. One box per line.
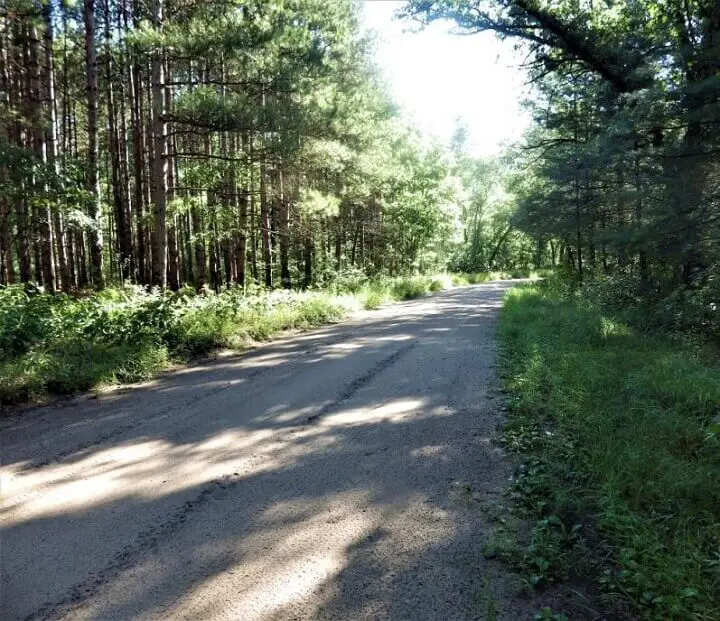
2, 282, 527, 620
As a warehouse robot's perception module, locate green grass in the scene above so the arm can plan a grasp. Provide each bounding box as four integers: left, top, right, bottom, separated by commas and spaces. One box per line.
0, 274, 459, 405
450, 269, 550, 287
355, 274, 452, 310
0, 287, 352, 405
498, 283, 720, 620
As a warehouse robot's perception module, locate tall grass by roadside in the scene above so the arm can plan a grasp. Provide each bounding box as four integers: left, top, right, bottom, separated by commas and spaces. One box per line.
450, 269, 550, 287
0, 274, 456, 405
498, 282, 720, 620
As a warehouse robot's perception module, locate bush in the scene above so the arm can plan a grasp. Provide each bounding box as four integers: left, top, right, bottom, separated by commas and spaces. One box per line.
0, 274, 455, 404
0, 286, 352, 404
547, 268, 719, 345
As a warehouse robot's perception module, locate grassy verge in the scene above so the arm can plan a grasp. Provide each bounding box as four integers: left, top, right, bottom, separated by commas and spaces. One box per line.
497, 283, 720, 620
450, 268, 550, 287
0, 274, 456, 405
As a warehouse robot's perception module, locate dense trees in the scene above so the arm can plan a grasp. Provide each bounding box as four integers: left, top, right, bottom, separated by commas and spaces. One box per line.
0, 0, 462, 293
407, 0, 720, 302
8, 0, 716, 300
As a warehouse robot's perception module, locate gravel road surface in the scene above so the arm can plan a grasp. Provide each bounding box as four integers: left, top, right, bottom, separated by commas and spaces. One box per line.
1, 282, 527, 621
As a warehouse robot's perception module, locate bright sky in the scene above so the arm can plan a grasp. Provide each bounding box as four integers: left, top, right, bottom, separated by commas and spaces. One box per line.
361, 0, 531, 157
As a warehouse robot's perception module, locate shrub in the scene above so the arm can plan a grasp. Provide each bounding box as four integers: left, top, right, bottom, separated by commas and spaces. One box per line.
0, 274, 454, 403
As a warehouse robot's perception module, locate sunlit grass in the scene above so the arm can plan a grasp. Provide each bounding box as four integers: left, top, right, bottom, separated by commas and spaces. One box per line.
499, 283, 720, 619
0, 275, 457, 404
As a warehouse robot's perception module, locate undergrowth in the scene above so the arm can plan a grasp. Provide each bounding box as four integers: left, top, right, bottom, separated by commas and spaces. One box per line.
0, 273, 479, 405
0, 269, 533, 405
498, 281, 720, 620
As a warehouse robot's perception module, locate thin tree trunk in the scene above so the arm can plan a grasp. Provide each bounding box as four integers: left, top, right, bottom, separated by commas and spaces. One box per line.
77, 229, 89, 288
209, 210, 221, 293
488, 226, 513, 268
234, 134, 249, 286
260, 157, 272, 288
104, 0, 131, 282
166, 61, 179, 290
249, 142, 258, 283
0, 27, 15, 284
192, 206, 206, 290
129, 0, 147, 282
150, 0, 167, 287
84, 0, 104, 287
634, 153, 648, 286
304, 225, 313, 289
11, 27, 30, 282
118, 0, 135, 280
277, 169, 290, 288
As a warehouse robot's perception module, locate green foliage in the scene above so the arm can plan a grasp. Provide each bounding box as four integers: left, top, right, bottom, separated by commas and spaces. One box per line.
354, 274, 451, 310
0, 274, 456, 404
534, 608, 568, 621
0, 340, 169, 403
499, 283, 720, 619
448, 152, 537, 273
578, 269, 720, 345
450, 270, 547, 287
0, 284, 346, 404
405, 0, 720, 334
481, 576, 498, 621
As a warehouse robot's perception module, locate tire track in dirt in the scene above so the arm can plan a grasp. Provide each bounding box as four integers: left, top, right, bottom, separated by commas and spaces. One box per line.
24, 341, 417, 621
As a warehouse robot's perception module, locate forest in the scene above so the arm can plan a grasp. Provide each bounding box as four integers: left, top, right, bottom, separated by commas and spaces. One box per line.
0, 0, 539, 403
0, 0, 537, 294
405, 0, 720, 339
2, 0, 719, 617
3, 0, 718, 331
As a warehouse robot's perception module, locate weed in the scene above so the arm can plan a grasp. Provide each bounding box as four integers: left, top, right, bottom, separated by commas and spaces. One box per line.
482, 576, 498, 621
498, 283, 720, 619
534, 607, 568, 621
0, 275, 455, 405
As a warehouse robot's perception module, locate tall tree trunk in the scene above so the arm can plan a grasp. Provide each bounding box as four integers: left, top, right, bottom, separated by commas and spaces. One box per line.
249, 143, 258, 283
183, 212, 194, 283
150, 0, 167, 287
61, 9, 77, 288
84, 0, 105, 287
77, 230, 89, 288
573, 98, 583, 284
40, 11, 64, 291
0, 28, 15, 284
234, 133, 249, 286
25, 21, 55, 290
260, 157, 272, 288
129, 0, 147, 282
14, 60, 31, 283
165, 62, 179, 290
118, 0, 135, 281
192, 206, 206, 290
104, 4, 130, 282
634, 153, 648, 286
277, 169, 290, 288
209, 211, 221, 293
303, 225, 313, 289
334, 214, 342, 271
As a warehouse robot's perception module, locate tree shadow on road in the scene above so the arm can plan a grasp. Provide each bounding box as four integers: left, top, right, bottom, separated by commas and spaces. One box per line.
1, 283, 568, 621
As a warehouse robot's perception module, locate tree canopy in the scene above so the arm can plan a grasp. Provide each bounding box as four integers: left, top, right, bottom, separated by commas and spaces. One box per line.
0, 0, 472, 293
405, 0, 720, 300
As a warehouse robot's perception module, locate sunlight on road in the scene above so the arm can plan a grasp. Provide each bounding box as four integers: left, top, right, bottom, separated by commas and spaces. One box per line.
1, 284, 515, 621
1, 397, 436, 526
